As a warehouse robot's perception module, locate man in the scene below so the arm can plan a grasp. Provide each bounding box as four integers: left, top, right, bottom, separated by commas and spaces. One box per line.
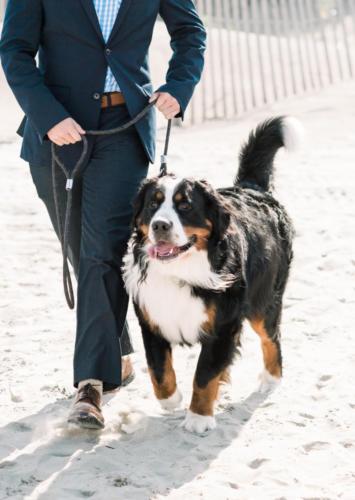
0, 0, 206, 429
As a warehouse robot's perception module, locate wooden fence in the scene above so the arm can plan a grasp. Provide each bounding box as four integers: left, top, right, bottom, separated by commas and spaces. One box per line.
188, 0, 355, 124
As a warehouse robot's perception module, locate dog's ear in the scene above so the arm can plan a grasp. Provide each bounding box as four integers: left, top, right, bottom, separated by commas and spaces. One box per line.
196, 180, 231, 242
132, 178, 157, 228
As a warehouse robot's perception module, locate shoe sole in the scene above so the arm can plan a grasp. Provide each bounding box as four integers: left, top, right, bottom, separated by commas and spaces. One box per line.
122, 370, 136, 387
68, 414, 104, 430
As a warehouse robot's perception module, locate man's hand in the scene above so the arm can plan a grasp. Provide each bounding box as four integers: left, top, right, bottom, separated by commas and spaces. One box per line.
149, 92, 180, 120
47, 117, 85, 146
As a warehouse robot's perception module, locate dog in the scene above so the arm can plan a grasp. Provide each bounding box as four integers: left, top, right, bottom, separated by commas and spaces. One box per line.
123, 117, 300, 433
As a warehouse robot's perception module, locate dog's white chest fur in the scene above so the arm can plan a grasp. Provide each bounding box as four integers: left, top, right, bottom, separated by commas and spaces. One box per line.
123, 248, 228, 345
138, 269, 207, 345
123, 246, 232, 344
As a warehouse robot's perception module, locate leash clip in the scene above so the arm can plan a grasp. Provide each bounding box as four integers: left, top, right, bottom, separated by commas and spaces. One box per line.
161, 154, 168, 164
66, 178, 74, 191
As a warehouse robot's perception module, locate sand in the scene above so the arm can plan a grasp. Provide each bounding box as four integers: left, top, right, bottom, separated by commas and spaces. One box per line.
1, 73, 355, 499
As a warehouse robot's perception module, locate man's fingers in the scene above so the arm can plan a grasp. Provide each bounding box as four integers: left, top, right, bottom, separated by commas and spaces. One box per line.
161, 103, 180, 119
150, 92, 180, 119
73, 121, 85, 135
58, 134, 72, 145
149, 92, 159, 103
48, 118, 85, 146
163, 103, 179, 115
156, 94, 170, 111
63, 134, 76, 145
68, 129, 82, 142
166, 111, 178, 120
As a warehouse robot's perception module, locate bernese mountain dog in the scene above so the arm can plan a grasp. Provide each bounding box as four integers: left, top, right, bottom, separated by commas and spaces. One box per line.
123, 117, 301, 433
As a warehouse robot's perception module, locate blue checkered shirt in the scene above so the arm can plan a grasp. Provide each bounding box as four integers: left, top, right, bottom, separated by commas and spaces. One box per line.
93, 0, 122, 92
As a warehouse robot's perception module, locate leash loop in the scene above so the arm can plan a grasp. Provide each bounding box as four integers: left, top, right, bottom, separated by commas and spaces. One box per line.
52, 99, 172, 309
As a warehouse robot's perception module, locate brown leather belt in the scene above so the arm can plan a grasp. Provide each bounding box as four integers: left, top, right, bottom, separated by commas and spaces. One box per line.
101, 91, 125, 108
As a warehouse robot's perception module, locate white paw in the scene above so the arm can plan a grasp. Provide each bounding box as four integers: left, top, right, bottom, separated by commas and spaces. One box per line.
181, 410, 216, 433
159, 388, 183, 411
258, 370, 281, 393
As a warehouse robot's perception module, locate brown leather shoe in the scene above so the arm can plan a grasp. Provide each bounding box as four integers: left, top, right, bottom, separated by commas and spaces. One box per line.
67, 383, 104, 430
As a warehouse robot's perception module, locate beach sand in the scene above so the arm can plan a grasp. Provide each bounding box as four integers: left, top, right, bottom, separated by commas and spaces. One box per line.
0, 81, 355, 499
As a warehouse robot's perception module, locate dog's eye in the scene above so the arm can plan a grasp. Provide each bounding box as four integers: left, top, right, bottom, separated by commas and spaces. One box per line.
149, 200, 159, 209
178, 202, 191, 211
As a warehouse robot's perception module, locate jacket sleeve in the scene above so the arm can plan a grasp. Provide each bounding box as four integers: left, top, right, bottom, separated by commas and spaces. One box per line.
157, 0, 206, 119
0, 0, 70, 140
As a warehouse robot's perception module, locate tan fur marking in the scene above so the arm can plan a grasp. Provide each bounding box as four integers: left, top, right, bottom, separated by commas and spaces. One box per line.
219, 367, 231, 385
138, 223, 149, 237
141, 307, 158, 333
174, 192, 183, 202
155, 191, 164, 201
184, 221, 212, 251
149, 351, 177, 400
190, 374, 221, 416
250, 318, 282, 378
201, 304, 216, 334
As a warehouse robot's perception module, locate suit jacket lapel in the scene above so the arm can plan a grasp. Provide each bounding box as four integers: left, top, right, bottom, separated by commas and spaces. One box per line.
107, 0, 132, 44
80, 0, 105, 44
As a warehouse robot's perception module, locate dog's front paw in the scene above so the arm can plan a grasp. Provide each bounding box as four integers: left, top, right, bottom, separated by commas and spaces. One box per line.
181, 410, 216, 433
159, 388, 183, 411
258, 370, 281, 393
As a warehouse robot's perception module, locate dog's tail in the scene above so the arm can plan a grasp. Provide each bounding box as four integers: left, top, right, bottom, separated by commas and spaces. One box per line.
235, 117, 303, 192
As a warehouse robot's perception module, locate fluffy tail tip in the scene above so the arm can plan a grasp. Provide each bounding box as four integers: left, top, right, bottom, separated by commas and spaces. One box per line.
281, 117, 304, 152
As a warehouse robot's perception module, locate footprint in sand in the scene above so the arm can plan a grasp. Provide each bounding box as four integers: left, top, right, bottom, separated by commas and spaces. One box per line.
11, 422, 32, 432
299, 413, 315, 420
248, 458, 269, 469
316, 374, 333, 390
64, 489, 96, 498
302, 441, 329, 452
79, 491, 96, 498
341, 441, 354, 449
113, 477, 130, 487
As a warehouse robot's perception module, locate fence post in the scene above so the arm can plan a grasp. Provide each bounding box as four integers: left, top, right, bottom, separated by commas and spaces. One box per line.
336, 0, 353, 78
205, 0, 218, 119
251, 0, 267, 104
271, 0, 288, 98
260, 0, 278, 102
317, 0, 335, 85
223, 0, 238, 116
298, 0, 317, 90
215, 0, 228, 118
305, 0, 325, 89
280, 0, 298, 95
240, 0, 257, 108
232, 0, 248, 113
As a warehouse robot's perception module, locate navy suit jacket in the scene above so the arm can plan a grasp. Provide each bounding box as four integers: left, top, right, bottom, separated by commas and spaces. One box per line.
0, 0, 206, 164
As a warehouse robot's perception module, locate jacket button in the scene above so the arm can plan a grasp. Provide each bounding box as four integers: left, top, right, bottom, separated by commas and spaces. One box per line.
93, 92, 101, 100
105, 48, 112, 55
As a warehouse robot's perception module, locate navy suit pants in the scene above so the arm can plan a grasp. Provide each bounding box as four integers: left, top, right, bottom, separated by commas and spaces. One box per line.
29, 104, 149, 391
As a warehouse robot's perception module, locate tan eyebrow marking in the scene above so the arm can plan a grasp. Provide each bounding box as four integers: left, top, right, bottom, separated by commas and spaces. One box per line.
174, 192, 183, 203
155, 191, 164, 201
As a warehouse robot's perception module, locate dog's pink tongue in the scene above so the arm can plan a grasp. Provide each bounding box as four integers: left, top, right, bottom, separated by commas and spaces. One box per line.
148, 242, 176, 258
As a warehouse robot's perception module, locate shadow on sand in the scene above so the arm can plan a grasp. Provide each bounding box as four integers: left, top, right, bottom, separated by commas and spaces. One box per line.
0, 388, 272, 499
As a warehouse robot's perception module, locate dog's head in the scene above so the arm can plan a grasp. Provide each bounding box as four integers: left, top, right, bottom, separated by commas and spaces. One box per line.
132, 174, 231, 263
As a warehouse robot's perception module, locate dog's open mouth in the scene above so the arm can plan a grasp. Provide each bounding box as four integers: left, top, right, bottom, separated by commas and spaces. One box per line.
148, 236, 196, 261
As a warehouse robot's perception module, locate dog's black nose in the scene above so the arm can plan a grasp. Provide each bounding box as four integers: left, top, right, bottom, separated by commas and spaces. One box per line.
152, 219, 172, 233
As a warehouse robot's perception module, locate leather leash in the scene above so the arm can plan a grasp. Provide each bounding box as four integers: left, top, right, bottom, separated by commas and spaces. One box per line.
51, 98, 172, 309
